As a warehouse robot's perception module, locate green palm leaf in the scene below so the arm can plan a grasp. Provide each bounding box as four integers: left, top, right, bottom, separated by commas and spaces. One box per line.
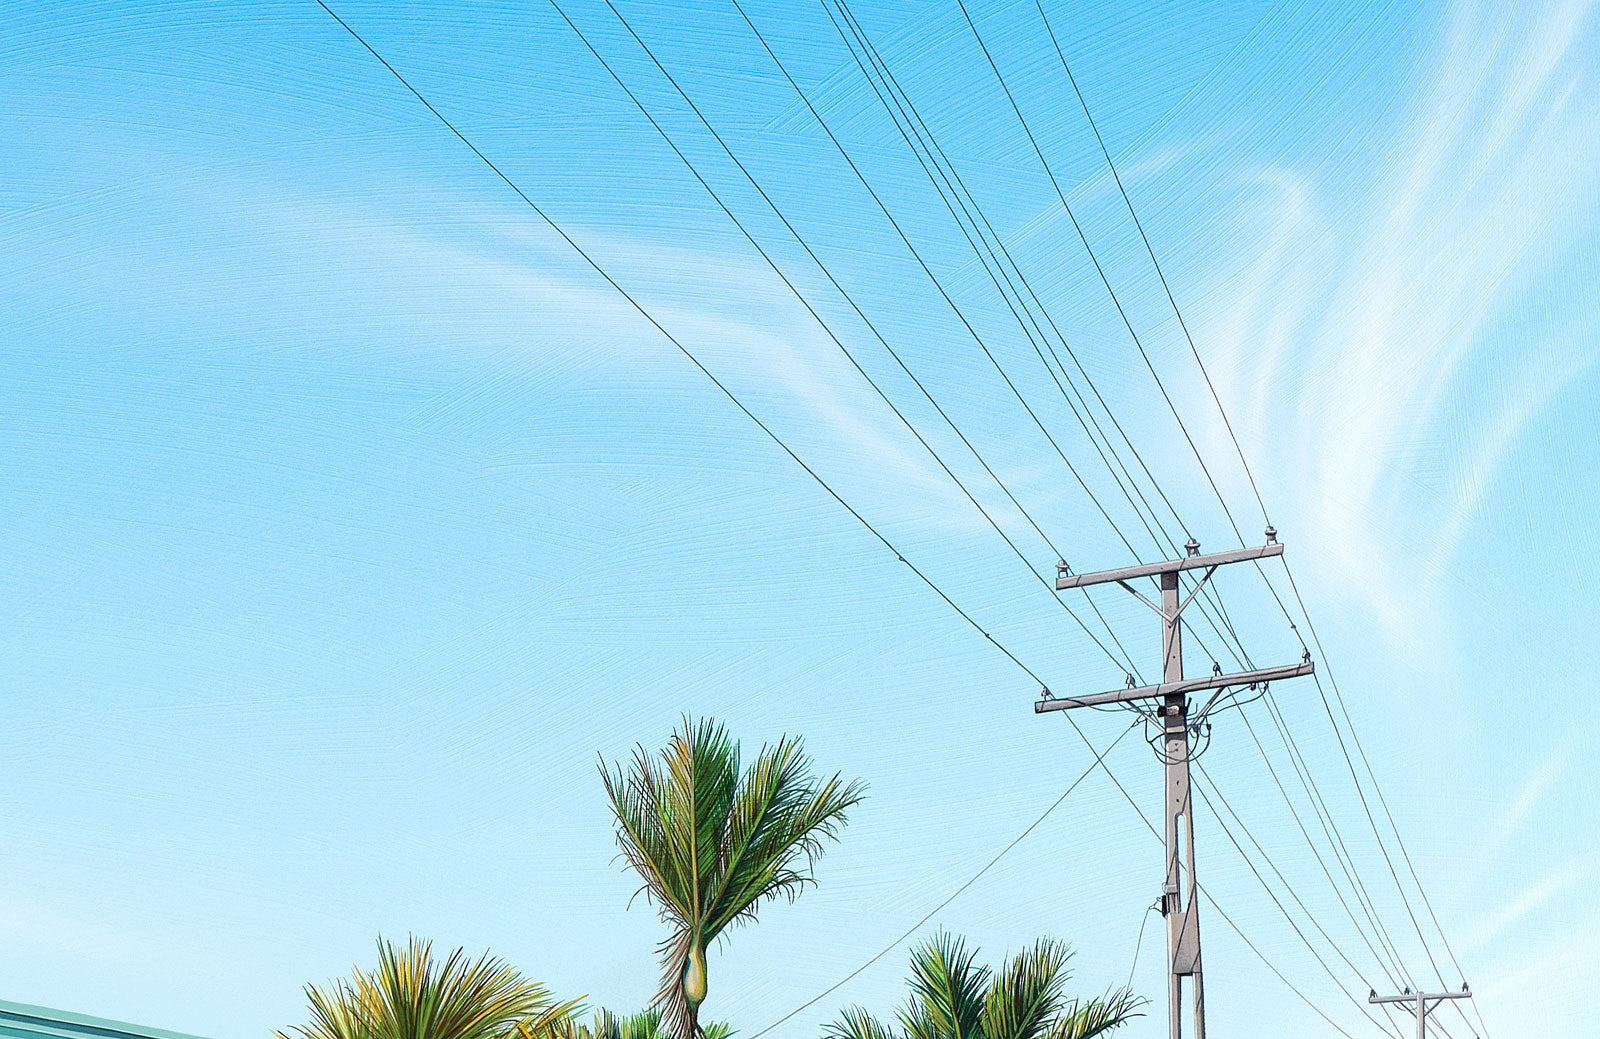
828, 934, 1142, 1039
601, 717, 866, 1038
977, 938, 1075, 1039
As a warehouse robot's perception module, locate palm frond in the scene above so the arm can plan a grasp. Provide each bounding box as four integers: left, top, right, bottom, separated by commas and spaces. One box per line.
905, 933, 987, 1039
1040, 989, 1144, 1039
277, 937, 579, 1039
823, 1007, 897, 1039
978, 938, 1071, 1039
705, 737, 866, 937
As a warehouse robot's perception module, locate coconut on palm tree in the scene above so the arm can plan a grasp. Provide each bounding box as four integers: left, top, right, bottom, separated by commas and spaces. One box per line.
277, 936, 582, 1039
825, 932, 1142, 1039
600, 716, 866, 1039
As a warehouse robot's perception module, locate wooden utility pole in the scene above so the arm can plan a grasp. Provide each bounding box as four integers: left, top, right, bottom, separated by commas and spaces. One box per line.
1036, 535, 1313, 1039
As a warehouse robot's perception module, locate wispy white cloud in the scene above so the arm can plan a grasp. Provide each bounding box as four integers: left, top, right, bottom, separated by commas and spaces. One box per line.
1208, 0, 1600, 642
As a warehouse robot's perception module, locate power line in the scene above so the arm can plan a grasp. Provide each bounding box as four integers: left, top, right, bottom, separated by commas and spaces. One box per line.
1032, 0, 1272, 530
829, 0, 1187, 556
309, 5, 1463, 1036
1259, 691, 1417, 987
1280, 566, 1487, 1039
956, 0, 1247, 547
546, 0, 1137, 676
726, 0, 1169, 592
1236, 707, 1409, 992
1194, 766, 1403, 1037
824, 0, 1250, 676
1054, 711, 1368, 1038
816, 13, 1401, 1030
307, 0, 1051, 689
1026, 5, 1485, 1030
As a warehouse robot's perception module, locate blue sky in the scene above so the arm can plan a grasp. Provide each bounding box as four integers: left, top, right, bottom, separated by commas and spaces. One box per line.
2, 1, 1596, 1037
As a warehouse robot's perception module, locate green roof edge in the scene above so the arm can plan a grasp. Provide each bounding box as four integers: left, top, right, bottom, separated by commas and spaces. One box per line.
0, 999, 215, 1039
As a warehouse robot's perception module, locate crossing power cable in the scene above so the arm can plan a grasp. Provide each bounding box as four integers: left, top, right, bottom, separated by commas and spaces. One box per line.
1032, 0, 1271, 529
556, 24, 1356, 1030
1125, 901, 1158, 989
1053, 711, 1367, 1039
825, 0, 1261, 707
546, 0, 1138, 678
920, 5, 1454, 1026
1237, 707, 1409, 992
744, 717, 1140, 1039
786, 7, 1387, 1027
725, 0, 1181, 604
827, 0, 1186, 559
1260, 690, 1418, 987
838, 6, 1427, 1030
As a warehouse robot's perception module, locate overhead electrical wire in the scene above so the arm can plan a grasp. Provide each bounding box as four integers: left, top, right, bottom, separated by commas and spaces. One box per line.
1236, 708, 1410, 992
1027, 3, 1488, 1030
828, 0, 1187, 556
544, 0, 1140, 678
1194, 765, 1405, 1038
1260, 691, 1418, 988
945, 3, 1476, 1031
955, 0, 1247, 548
307, 0, 1473, 1034
820, 3, 1459, 1032
743, 718, 1142, 1039
308, 0, 1055, 691
824, 0, 1250, 675
1053, 712, 1367, 1039
1032, 0, 1272, 530
292, 38, 1221, 1039
723, 0, 1183, 608
799, 5, 1400, 1027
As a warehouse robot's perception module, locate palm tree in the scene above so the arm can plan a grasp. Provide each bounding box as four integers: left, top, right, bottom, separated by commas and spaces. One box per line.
277, 936, 582, 1039
600, 716, 867, 1039
560, 1008, 732, 1039
824, 933, 1142, 1039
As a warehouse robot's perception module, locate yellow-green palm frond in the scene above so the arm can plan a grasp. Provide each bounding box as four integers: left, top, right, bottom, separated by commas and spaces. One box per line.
277, 936, 582, 1039
557, 1008, 731, 1039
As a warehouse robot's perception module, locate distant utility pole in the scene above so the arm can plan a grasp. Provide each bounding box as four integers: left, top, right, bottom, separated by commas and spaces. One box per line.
1369, 986, 1473, 1039
1035, 533, 1313, 1039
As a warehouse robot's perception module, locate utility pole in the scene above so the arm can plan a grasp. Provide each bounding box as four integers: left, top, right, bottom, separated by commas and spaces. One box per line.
1369, 986, 1473, 1039
1036, 534, 1313, 1039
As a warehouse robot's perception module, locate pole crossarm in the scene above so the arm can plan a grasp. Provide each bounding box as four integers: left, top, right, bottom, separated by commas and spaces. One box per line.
1035, 662, 1313, 713
1369, 989, 1472, 1039
1056, 542, 1283, 590
1368, 990, 1472, 1006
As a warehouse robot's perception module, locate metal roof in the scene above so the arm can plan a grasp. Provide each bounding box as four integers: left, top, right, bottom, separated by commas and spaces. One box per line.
0, 1000, 212, 1039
